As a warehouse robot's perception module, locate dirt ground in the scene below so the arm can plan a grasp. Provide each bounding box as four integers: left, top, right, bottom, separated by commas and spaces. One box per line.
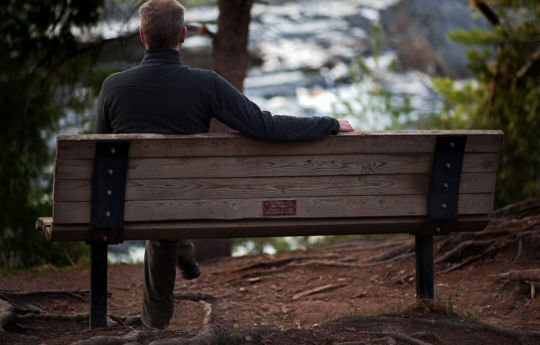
1, 200, 539, 344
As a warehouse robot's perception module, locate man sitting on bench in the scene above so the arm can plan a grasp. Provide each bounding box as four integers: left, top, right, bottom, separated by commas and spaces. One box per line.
94, 0, 353, 329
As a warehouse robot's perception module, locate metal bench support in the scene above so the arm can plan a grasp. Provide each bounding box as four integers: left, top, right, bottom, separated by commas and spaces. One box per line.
415, 235, 434, 299
89, 141, 130, 329
416, 135, 467, 299
90, 243, 108, 328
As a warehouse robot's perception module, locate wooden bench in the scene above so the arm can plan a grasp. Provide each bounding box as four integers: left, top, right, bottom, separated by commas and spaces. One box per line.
36, 130, 503, 329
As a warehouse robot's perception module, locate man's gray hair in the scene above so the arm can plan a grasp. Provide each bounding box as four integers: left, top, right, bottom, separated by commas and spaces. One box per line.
139, 0, 185, 49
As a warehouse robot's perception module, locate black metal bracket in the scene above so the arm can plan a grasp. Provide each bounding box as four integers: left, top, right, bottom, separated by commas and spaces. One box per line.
422, 135, 467, 236
415, 135, 467, 300
88, 141, 130, 329
90, 141, 130, 244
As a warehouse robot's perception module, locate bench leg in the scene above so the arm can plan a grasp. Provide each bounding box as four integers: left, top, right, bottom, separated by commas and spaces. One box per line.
90, 243, 108, 329
415, 235, 434, 299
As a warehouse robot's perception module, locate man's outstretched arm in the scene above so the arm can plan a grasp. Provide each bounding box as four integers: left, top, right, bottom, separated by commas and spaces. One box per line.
211, 72, 353, 142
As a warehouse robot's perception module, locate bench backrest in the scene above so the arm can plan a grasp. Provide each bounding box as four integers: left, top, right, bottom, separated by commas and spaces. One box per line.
44, 130, 502, 241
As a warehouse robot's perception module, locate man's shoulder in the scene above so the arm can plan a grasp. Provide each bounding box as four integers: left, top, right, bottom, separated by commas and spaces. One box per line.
180, 66, 218, 80
102, 64, 218, 89
101, 67, 138, 89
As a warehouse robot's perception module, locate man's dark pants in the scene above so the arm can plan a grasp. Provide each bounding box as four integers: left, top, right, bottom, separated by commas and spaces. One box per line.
142, 239, 195, 328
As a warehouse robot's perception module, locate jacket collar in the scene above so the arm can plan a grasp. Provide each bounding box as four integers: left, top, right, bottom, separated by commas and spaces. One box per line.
141, 49, 182, 65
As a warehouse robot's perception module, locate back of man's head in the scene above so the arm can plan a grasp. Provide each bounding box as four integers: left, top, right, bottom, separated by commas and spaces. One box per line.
139, 0, 185, 50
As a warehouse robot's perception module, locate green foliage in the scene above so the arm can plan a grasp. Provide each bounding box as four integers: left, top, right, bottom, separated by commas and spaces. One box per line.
448, 27, 506, 45
0, 0, 105, 269
332, 23, 414, 130
427, 1, 540, 205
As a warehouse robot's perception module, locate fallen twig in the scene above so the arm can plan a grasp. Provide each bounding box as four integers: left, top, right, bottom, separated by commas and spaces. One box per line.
292, 283, 346, 300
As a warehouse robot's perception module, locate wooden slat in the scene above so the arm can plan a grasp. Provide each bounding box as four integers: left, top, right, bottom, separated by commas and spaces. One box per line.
54, 153, 499, 180
45, 215, 489, 241
55, 131, 503, 159
53, 193, 494, 224
53, 173, 496, 202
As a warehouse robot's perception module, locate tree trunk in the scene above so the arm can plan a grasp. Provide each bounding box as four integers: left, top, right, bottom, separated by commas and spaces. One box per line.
209, 0, 254, 133
194, 0, 254, 259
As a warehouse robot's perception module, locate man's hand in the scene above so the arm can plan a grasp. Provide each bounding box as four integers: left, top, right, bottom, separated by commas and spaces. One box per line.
338, 119, 354, 132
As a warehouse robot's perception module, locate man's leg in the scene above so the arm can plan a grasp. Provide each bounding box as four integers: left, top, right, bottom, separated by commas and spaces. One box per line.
142, 239, 178, 328
177, 239, 200, 280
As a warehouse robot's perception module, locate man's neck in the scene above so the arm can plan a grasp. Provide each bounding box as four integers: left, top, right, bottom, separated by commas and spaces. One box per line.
145, 45, 180, 51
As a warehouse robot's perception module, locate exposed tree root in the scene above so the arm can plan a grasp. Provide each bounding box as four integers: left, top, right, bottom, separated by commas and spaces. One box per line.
108, 314, 143, 327
228, 249, 401, 281
231, 254, 339, 272
411, 331, 447, 345
148, 322, 227, 345
291, 252, 416, 270
69, 330, 154, 345
334, 338, 389, 345
226, 250, 416, 285
496, 269, 540, 282
514, 230, 540, 263
442, 249, 493, 274
384, 332, 433, 345
367, 243, 414, 263
291, 260, 374, 269
173, 292, 215, 302
331, 315, 540, 345
224, 267, 290, 284
434, 240, 493, 265
332, 239, 413, 253
491, 197, 540, 218
0, 289, 90, 316
0, 294, 44, 315
0, 289, 89, 299
17, 313, 89, 322
394, 200, 540, 282
64, 300, 228, 345
435, 232, 475, 254
335, 332, 437, 345
149, 301, 228, 345
0, 299, 15, 345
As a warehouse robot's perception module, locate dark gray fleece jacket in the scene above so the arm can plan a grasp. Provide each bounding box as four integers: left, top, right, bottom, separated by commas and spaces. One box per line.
95, 49, 339, 141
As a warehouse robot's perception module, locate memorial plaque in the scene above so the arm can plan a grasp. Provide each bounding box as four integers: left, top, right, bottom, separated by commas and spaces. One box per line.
263, 200, 297, 216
